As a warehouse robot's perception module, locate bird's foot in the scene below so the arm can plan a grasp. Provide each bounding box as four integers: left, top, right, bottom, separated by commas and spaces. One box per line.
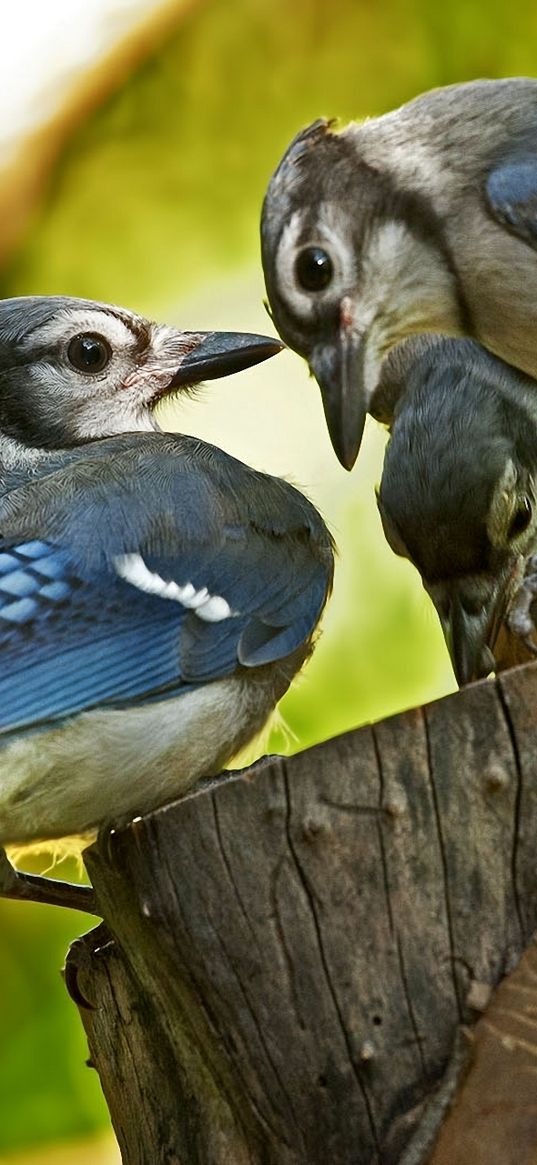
0, 847, 99, 914
506, 555, 537, 655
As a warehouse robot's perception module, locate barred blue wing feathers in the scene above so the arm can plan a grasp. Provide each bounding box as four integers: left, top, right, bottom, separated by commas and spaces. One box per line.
0, 435, 333, 734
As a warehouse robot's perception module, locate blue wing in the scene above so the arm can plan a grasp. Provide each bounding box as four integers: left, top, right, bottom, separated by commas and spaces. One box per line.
486, 158, 537, 248
0, 540, 196, 732
0, 439, 333, 736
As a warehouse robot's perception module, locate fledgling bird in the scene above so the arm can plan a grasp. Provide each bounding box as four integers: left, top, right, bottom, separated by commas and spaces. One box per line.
261, 78, 537, 468
375, 335, 537, 686
0, 296, 333, 909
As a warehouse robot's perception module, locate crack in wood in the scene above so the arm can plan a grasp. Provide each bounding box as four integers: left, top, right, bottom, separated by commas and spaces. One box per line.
269, 855, 307, 1033
370, 725, 428, 1084
212, 796, 258, 944
422, 707, 464, 1023
281, 761, 382, 1159
202, 897, 300, 1146
112, 830, 282, 1160
496, 680, 526, 940
371, 724, 395, 938
395, 934, 427, 1079
318, 796, 380, 815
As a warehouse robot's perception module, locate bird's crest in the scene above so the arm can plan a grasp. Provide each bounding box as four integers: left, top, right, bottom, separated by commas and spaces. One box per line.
261, 119, 340, 237
281, 118, 336, 166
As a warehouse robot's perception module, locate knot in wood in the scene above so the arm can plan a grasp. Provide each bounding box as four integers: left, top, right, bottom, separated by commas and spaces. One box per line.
265, 804, 285, 822
301, 815, 333, 843
465, 979, 493, 1012
383, 792, 407, 818
483, 764, 510, 794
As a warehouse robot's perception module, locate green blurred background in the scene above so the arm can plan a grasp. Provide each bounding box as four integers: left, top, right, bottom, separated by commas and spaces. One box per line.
1, 0, 534, 1159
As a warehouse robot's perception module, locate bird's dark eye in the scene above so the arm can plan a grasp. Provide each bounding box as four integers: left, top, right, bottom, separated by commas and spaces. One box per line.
507, 495, 532, 540
67, 333, 112, 374
295, 246, 334, 292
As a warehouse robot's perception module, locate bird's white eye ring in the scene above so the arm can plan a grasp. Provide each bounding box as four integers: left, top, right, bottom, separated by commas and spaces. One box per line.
67, 333, 112, 375
295, 246, 334, 292
507, 495, 532, 541
273, 206, 354, 321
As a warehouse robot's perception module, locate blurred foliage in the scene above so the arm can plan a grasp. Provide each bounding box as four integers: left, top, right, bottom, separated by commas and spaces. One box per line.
0, 0, 534, 1158
1, 1131, 119, 1165
0, 871, 105, 1157
5, 0, 537, 311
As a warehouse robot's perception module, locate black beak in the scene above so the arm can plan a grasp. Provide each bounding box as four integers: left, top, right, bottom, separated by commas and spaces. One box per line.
440, 596, 495, 686
436, 578, 513, 687
309, 329, 367, 470
169, 332, 284, 387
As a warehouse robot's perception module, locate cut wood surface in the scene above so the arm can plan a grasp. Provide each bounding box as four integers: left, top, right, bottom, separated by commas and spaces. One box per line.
429, 933, 537, 1165
66, 660, 537, 1164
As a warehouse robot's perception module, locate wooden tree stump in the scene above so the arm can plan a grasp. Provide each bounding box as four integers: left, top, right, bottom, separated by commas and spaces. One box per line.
428, 933, 537, 1165
66, 660, 537, 1164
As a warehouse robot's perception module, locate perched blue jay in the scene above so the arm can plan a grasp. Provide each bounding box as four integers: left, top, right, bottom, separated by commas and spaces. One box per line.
0, 296, 333, 910
375, 336, 537, 686
261, 78, 537, 468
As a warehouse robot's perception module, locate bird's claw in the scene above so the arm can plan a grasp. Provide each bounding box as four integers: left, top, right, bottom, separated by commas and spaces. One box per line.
506, 559, 537, 654
64, 922, 113, 1009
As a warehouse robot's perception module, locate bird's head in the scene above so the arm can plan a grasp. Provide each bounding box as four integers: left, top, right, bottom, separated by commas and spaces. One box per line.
0, 296, 283, 449
376, 337, 537, 685
261, 120, 465, 469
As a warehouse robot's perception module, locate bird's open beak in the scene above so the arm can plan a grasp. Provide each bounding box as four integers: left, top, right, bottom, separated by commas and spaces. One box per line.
434, 570, 516, 687
168, 332, 284, 386
308, 301, 373, 470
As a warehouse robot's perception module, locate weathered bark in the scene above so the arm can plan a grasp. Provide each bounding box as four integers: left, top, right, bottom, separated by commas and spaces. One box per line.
66, 660, 537, 1164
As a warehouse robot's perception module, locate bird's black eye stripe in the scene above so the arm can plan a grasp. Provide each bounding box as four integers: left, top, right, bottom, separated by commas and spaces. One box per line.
67, 333, 112, 374
295, 246, 334, 292
507, 495, 532, 540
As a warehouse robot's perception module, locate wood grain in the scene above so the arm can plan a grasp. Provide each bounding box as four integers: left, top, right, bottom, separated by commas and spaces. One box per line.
66, 662, 537, 1163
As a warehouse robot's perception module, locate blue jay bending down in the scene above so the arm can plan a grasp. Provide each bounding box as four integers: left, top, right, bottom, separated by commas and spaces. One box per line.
0, 296, 333, 911
261, 78, 537, 468
375, 336, 537, 686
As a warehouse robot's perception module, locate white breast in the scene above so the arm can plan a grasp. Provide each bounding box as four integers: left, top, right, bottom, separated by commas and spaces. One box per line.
0, 672, 279, 844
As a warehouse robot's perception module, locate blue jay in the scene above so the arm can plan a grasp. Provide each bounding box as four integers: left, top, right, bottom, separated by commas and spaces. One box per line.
375, 335, 537, 686
261, 78, 537, 468
0, 296, 333, 911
